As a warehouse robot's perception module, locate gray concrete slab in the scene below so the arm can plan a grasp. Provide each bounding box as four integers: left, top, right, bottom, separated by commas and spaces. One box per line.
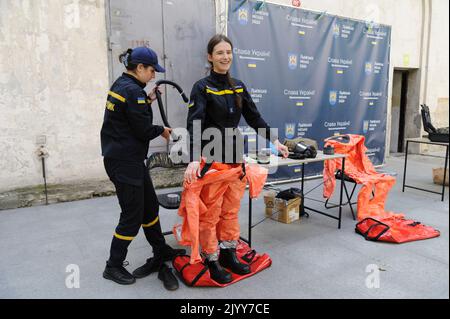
0, 154, 448, 299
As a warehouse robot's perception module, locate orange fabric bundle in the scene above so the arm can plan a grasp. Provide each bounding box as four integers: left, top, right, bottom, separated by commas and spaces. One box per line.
172, 240, 272, 287
324, 134, 439, 243
323, 134, 403, 221
355, 217, 440, 243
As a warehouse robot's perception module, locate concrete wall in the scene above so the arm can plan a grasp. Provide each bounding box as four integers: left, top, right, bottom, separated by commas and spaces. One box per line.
0, 0, 109, 192
0, 0, 448, 194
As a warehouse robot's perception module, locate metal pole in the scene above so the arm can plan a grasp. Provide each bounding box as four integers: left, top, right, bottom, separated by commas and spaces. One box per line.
42, 157, 48, 205
442, 145, 449, 202
402, 140, 409, 192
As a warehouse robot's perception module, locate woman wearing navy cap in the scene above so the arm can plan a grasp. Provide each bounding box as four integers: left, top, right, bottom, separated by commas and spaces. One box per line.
100, 47, 184, 290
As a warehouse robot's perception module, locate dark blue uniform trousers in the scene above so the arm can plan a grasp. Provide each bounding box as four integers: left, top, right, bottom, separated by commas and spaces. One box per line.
104, 158, 167, 267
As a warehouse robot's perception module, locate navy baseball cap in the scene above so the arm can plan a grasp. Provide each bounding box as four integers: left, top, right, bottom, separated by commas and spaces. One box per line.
130, 47, 165, 73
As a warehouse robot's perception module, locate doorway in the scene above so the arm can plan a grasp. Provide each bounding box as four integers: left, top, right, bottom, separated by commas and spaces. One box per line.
390, 69, 420, 153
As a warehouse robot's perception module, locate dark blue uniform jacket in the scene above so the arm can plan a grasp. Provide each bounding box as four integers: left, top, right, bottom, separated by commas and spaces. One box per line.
101, 73, 164, 185
187, 70, 277, 163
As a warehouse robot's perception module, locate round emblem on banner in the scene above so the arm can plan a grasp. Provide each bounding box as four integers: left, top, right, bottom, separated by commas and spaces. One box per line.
292, 0, 301, 7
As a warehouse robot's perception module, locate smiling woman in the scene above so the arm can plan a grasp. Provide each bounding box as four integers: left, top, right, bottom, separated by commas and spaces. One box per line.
180, 34, 289, 284
206, 35, 242, 109
208, 40, 233, 74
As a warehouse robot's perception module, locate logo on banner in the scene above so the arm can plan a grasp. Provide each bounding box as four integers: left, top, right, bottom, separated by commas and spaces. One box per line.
285, 123, 296, 139
329, 91, 338, 106
292, 0, 301, 7
365, 62, 373, 75
333, 24, 340, 37
238, 7, 249, 25
288, 53, 298, 70
363, 120, 369, 133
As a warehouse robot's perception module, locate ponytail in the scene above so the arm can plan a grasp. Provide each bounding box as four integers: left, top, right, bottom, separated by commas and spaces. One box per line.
118, 48, 138, 70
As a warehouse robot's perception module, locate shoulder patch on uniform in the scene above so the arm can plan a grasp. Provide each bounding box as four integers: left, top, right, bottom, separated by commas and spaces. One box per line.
137, 97, 146, 104
105, 101, 115, 111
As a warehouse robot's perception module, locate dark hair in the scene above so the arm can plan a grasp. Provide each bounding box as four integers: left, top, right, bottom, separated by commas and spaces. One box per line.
118, 48, 151, 71
207, 34, 242, 108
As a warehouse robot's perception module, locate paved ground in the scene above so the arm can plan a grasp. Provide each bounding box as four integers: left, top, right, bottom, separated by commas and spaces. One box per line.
0, 154, 448, 299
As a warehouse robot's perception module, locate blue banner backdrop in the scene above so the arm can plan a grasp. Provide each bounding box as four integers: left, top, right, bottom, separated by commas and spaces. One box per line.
228, 0, 391, 180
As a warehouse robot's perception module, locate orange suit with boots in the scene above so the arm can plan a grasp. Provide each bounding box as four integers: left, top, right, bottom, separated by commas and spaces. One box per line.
175, 161, 267, 283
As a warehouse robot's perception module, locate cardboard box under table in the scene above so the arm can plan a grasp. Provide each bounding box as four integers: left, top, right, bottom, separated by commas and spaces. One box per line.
264, 191, 301, 224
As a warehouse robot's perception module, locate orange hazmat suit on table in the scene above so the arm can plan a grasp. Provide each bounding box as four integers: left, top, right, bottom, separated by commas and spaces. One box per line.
323, 134, 439, 243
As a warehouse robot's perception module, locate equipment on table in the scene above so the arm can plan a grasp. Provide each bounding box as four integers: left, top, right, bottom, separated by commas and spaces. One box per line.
323, 145, 335, 155
283, 137, 317, 159
421, 104, 449, 143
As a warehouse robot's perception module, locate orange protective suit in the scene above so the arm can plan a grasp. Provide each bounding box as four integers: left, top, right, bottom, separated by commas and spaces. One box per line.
324, 134, 439, 243
323, 134, 403, 221
176, 162, 268, 264
355, 217, 440, 243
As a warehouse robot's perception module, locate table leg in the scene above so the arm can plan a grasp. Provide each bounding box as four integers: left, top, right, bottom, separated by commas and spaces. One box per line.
248, 192, 252, 247
338, 157, 345, 229
300, 163, 305, 216
442, 145, 449, 202
402, 140, 409, 192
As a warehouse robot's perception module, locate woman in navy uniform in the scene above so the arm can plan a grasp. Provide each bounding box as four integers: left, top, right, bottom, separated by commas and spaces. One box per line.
185, 35, 289, 284
101, 47, 184, 289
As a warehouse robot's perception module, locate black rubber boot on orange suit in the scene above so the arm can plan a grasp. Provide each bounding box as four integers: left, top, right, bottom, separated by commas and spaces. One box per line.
219, 248, 251, 275
207, 260, 232, 284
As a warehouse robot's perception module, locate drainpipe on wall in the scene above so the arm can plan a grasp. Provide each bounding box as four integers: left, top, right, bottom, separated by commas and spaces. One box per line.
420, 0, 432, 108
36, 145, 49, 205
417, 0, 432, 154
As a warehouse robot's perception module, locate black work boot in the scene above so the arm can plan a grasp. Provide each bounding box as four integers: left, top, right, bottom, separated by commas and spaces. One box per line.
207, 260, 233, 284
160, 246, 186, 262
103, 261, 136, 285
132, 257, 162, 279
158, 264, 179, 291
219, 248, 251, 275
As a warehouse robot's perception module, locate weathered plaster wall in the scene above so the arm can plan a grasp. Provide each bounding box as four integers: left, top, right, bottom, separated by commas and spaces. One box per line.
0, 0, 110, 192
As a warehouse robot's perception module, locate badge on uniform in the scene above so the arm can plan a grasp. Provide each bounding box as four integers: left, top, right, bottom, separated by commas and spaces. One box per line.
137, 97, 146, 104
